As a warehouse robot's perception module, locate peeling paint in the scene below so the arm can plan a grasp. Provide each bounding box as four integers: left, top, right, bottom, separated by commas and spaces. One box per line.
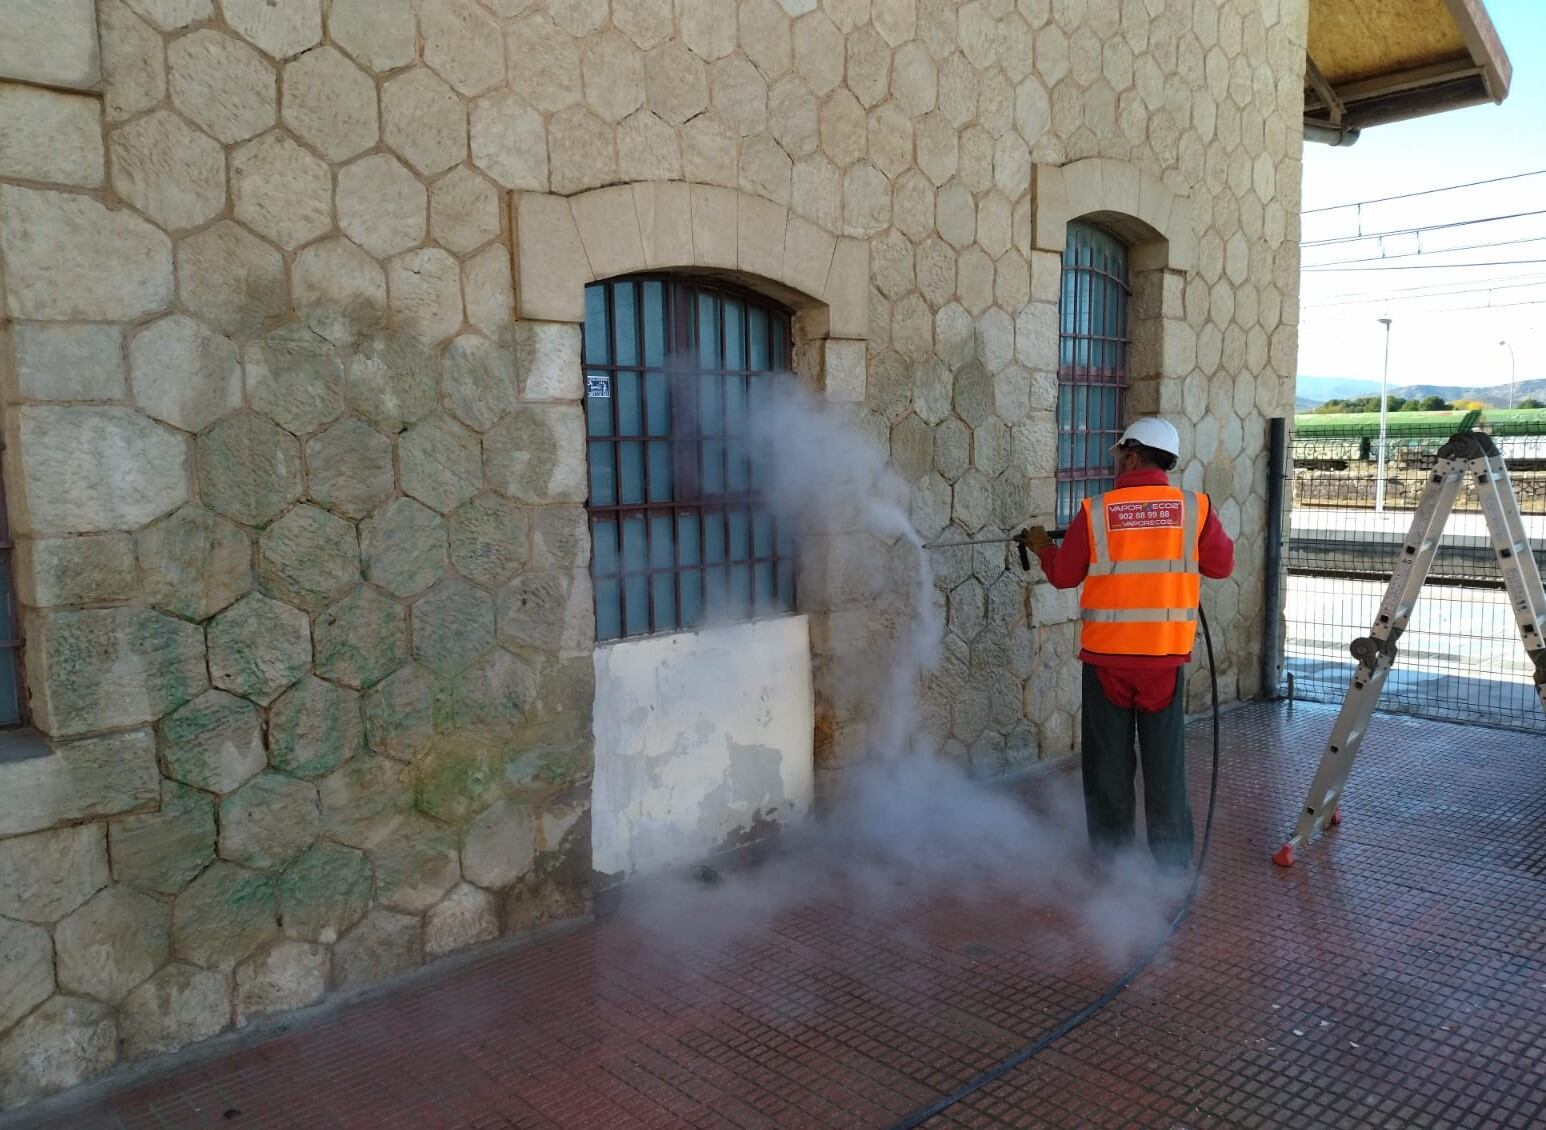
591, 617, 814, 878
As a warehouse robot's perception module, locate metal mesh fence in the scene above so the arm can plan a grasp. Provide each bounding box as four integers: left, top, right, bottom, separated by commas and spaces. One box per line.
1282, 415, 1546, 729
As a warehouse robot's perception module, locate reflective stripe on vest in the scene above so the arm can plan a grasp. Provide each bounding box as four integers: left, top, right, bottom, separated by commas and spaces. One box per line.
1082, 607, 1198, 622
1080, 487, 1206, 658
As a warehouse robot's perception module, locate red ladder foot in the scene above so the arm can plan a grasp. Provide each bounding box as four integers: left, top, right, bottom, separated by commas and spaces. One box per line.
1272, 843, 1296, 868
1329, 806, 1343, 827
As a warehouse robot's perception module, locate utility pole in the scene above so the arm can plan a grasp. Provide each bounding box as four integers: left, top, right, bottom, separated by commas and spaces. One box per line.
1377, 317, 1392, 514
1498, 339, 1515, 409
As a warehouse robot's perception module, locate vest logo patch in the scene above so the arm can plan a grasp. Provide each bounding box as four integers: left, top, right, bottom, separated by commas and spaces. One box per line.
1105, 499, 1183, 530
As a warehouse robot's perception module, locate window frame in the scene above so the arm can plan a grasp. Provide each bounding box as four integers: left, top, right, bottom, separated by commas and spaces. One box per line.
1055, 220, 1132, 526
582, 275, 798, 643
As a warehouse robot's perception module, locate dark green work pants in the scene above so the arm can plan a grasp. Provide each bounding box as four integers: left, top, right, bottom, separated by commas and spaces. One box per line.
1080, 663, 1193, 870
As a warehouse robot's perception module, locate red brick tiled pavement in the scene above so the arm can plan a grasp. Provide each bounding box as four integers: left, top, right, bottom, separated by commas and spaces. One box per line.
10, 702, 1545, 1129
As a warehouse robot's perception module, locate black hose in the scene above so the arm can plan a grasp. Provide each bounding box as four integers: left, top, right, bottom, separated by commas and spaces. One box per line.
885, 607, 1222, 1130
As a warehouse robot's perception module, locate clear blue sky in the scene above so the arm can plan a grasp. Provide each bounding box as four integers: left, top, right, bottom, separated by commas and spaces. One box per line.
1298, 0, 1546, 392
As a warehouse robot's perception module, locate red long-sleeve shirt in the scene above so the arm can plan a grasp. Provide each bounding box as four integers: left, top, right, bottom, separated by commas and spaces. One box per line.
1036, 469, 1235, 710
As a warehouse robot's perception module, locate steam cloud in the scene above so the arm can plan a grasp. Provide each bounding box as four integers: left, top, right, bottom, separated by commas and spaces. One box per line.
613, 378, 1191, 973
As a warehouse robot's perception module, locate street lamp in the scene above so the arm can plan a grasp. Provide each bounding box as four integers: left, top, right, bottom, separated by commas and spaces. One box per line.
1376, 317, 1392, 514
1498, 339, 1515, 409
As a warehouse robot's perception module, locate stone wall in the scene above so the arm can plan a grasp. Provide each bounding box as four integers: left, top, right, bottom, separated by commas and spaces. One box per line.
0, 0, 1306, 1108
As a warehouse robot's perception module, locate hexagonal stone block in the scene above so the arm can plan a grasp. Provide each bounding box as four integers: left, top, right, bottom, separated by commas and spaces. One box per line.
172, 861, 278, 971
235, 939, 328, 1022
494, 569, 592, 653
469, 89, 548, 191
55, 886, 170, 1004
0, 824, 108, 924
953, 468, 993, 533
219, 772, 320, 871
337, 153, 427, 259
129, 314, 242, 434
426, 882, 498, 957
412, 578, 494, 672
484, 405, 586, 504
314, 586, 410, 689
329, 0, 416, 73
430, 167, 500, 254
257, 505, 360, 612
176, 221, 289, 338
383, 67, 466, 176
196, 413, 303, 527
440, 648, 531, 736
442, 335, 516, 435
305, 419, 394, 520
319, 756, 411, 849
269, 676, 364, 779
0, 996, 117, 1108
388, 248, 464, 344
371, 815, 459, 913
347, 334, 439, 435
244, 324, 346, 437
462, 796, 535, 890
334, 908, 420, 990
0, 918, 53, 1034
222, 0, 322, 60
109, 781, 216, 896
109, 110, 227, 231
118, 962, 229, 1060
292, 238, 387, 335
420, 0, 503, 96
361, 498, 448, 598
528, 505, 588, 571
277, 841, 372, 943
208, 592, 312, 705
363, 662, 436, 763
449, 494, 527, 588
400, 414, 483, 514
168, 29, 276, 145
159, 689, 265, 795
231, 132, 332, 251
282, 45, 377, 161
31, 607, 207, 738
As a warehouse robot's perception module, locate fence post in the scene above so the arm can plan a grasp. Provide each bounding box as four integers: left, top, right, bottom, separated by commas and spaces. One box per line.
1262, 416, 1287, 700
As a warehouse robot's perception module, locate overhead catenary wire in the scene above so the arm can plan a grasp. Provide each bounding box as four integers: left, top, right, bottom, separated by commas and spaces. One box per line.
1303, 233, 1546, 268
1301, 296, 1546, 320
1302, 209, 1546, 250
1301, 276, 1546, 309
1302, 168, 1546, 215
1305, 257, 1546, 273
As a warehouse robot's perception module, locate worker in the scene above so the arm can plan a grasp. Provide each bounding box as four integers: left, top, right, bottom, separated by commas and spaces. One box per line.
1024, 418, 1234, 870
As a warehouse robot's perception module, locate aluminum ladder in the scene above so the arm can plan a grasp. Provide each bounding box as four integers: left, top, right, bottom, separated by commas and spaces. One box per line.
1273, 430, 1546, 867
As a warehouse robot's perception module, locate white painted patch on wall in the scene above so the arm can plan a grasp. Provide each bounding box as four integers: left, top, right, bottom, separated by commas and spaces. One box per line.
591, 615, 814, 879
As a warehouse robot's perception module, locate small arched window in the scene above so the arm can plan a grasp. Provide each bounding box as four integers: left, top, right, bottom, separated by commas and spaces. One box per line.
583, 276, 797, 641
1056, 221, 1131, 525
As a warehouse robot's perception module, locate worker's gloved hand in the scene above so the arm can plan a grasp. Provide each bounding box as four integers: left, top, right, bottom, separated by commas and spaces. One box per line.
1021, 525, 1055, 554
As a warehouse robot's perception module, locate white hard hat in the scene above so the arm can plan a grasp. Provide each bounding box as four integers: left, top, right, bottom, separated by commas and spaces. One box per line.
1111, 417, 1181, 458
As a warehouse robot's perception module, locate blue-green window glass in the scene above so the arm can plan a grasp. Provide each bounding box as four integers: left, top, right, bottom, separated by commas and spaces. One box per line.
0, 467, 25, 727
584, 278, 798, 640
1056, 221, 1130, 526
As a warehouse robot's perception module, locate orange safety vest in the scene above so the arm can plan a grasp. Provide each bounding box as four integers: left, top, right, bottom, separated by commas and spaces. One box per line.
1079, 486, 1207, 658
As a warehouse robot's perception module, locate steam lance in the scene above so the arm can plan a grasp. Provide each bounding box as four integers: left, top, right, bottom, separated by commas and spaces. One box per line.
923, 528, 1066, 570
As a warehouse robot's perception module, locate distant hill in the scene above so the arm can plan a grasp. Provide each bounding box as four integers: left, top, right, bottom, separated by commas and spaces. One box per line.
1296, 376, 1383, 403
1296, 375, 1546, 408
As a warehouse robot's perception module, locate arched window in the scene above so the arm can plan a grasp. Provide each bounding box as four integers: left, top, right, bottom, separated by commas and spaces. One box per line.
1056, 221, 1131, 525
583, 276, 797, 641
